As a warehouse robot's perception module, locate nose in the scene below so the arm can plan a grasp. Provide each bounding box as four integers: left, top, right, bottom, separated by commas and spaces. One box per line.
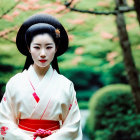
40, 48, 46, 58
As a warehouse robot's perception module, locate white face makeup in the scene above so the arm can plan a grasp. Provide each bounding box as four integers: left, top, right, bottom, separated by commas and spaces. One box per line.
29, 33, 57, 69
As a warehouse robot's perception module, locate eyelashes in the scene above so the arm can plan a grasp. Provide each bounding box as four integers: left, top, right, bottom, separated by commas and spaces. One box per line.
33, 46, 40, 49
33, 46, 53, 49
46, 47, 53, 49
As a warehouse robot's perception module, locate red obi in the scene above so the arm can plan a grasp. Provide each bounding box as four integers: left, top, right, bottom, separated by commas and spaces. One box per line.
18, 119, 60, 132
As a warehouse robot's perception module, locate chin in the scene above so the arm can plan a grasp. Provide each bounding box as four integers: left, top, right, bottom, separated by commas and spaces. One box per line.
37, 64, 50, 68
33, 62, 50, 69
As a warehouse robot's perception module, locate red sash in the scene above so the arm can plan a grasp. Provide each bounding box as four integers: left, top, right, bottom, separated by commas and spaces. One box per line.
18, 119, 60, 132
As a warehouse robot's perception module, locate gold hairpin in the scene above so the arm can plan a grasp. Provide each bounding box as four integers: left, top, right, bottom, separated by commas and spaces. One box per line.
55, 29, 60, 38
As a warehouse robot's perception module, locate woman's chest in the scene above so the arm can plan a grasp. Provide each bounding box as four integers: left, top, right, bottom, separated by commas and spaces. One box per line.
12, 81, 70, 119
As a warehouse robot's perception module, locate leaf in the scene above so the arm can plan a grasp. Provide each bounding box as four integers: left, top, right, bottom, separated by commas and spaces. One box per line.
67, 19, 85, 25
16, 4, 29, 11
68, 34, 74, 41
126, 23, 137, 31
12, 10, 20, 17
106, 51, 118, 65
22, 0, 39, 4
101, 31, 113, 39
136, 45, 140, 50
127, 13, 136, 18
41, 8, 55, 14
97, 2, 110, 8
71, 56, 82, 66
55, 5, 66, 13
75, 47, 84, 55
3, 15, 13, 22
28, 4, 42, 10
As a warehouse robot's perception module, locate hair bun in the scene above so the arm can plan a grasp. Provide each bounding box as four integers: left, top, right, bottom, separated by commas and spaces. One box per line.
16, 14, 68, 56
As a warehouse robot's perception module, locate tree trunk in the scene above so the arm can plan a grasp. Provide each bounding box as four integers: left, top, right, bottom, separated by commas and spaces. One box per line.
115, 0, 140, 113
134, 0, 140, 25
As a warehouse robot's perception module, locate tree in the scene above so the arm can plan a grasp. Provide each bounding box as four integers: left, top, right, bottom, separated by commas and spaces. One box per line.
134, 0, 140, 25
115, 0, 140, 113
64, 0, 140, 112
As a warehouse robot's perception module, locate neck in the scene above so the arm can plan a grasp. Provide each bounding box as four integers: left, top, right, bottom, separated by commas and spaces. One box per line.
33, 64, 50, 78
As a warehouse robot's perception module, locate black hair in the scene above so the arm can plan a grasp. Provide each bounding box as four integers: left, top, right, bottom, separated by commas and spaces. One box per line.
23, 23, 60, 73
25, 23, 60, 48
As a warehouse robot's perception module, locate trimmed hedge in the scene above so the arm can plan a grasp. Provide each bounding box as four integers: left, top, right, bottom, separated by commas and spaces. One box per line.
86, 84, 140, 140
60, 65, 96, 89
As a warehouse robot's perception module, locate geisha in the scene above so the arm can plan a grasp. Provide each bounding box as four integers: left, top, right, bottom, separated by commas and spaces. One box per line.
0, 14, 82, 140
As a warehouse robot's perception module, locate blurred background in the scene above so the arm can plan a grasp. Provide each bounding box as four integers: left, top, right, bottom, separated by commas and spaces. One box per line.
0, 0, 140, 139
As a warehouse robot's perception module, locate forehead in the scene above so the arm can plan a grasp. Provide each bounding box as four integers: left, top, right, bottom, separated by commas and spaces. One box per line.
31, 33, 54, 44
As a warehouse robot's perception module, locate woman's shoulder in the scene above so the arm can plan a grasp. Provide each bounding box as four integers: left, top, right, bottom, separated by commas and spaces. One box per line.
57, 73, 71, 82
56, 72, 73, 86
7, 71, 25, 86
11, 71, 24, 81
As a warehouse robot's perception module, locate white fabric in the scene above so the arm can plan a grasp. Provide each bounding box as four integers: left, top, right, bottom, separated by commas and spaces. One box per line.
0, 65, 82, 140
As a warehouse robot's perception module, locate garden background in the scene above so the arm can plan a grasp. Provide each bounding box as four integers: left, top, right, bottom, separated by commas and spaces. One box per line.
0, 0, 140, 139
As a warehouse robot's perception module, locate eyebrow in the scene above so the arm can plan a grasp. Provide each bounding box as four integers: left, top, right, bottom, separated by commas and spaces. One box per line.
33, 43, 54, 46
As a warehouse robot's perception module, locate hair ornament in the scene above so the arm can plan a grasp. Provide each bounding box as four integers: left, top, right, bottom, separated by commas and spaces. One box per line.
55, 28, 60, 38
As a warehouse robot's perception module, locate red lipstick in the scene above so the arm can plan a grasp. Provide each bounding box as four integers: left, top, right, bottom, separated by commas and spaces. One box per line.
39, 60, 47, 63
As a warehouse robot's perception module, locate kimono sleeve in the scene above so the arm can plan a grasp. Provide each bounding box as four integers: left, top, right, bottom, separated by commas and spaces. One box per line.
44, 83, 82, 140
0, 79, 32, 140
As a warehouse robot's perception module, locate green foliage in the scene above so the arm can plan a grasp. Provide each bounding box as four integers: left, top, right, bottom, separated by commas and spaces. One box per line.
100, 62, 127, 85
0, 0, 15, 17
78, 101, 89, 109
0, 43, 25, 94
84, 44, 112, 58
77, 90, 95, 101
75, 0, 115, 11
0, 0, 140, 102
87, 84, 140, 140
60, 65, 94, 89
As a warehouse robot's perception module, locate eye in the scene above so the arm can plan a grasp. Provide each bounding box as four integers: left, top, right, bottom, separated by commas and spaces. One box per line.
34, 46, 40, 49
46, 46, 53, 49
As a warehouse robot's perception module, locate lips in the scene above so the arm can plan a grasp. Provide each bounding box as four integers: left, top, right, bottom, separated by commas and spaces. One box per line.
39, 60, 47, 63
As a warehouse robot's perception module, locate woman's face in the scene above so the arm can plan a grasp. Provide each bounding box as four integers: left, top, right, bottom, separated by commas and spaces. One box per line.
29, 33, 57, 69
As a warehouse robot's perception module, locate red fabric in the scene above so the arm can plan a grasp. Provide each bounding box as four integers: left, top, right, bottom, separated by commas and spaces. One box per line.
32, 92, 40, 103
18, 119, 60, 132
0, 126, 8, 135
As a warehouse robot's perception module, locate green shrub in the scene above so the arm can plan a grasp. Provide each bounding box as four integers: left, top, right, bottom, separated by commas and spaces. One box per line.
87, 84, 140, 140
60, 65, 95, 89
100, 62, 127, 85
78, 101, 89, 109
77, 90, 95, 101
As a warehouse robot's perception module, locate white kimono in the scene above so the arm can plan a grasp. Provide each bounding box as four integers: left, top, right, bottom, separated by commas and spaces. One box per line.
0, 65, 82, 140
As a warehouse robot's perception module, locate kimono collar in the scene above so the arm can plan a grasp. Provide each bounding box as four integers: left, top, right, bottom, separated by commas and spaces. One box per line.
27, 65, 54, 88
